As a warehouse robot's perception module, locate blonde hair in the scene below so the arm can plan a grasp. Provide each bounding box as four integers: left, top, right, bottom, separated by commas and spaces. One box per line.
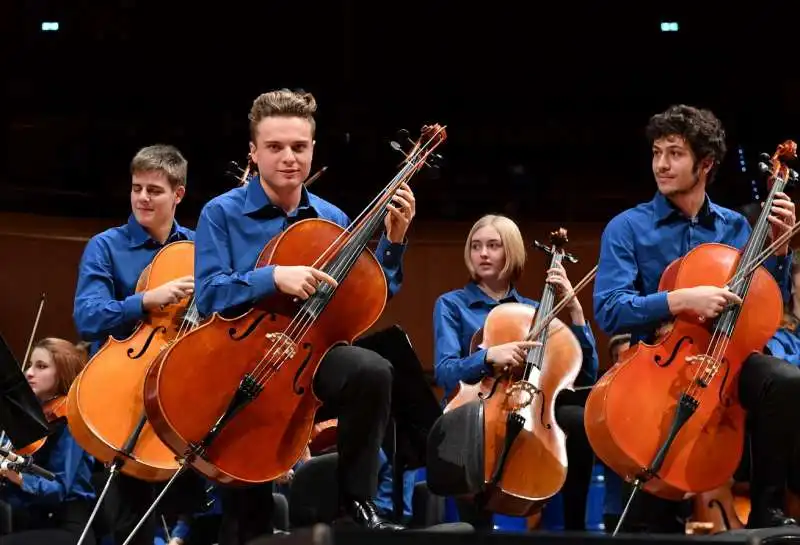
29, 338, 89, 397
464, 214, 526, 283
249, 88, 317, 142
130, 144, 188, 189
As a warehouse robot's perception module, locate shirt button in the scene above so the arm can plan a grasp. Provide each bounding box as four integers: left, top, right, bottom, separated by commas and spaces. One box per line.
386, 251, 391, 256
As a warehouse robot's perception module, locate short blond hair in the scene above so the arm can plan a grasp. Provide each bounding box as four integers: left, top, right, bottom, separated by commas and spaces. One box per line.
464, 214, 526, 283
249, 89, 317, 142
130, 145, 187, 189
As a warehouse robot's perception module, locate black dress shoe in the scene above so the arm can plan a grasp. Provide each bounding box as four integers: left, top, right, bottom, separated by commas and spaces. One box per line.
747, 507, 797, 529
347, 499, 405, 531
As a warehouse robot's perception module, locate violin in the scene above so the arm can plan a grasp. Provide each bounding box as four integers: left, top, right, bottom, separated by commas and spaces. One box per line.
584, 142, 798, 504
15, 396, 69, 456
444, 228, 587, 516
66, 241, 198, 482
142, 125, 446, 485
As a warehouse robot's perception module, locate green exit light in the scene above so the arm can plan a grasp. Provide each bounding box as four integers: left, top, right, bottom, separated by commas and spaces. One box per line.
661, 21, 679, 32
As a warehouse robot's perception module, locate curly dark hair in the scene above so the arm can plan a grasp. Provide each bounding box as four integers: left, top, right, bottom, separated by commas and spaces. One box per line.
646, 104, 727, 185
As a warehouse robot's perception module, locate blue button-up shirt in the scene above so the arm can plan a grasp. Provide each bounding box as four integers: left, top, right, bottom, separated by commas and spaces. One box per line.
433, 282, 599, 399
594, 192, 792, 343
1, 423, 95, 509
73, 215, 195, 355
194, 179, 407, 318
766, 325, 800, 366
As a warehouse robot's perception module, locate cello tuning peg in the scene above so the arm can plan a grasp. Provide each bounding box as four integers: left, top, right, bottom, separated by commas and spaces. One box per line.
564, 252, 579, 264
396, 129, 410, 142
789, 169, 800, 184
389, 141, 408, 157
759, 153, 771, 162
758, 162, 771, 174
532, 240, 551, 254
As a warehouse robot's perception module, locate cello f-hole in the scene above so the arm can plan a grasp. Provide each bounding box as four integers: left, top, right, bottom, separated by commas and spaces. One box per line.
228, 312, 272, 341
127, 326, 167, 359
653, 335, 694, 367
292, 343, 314, 395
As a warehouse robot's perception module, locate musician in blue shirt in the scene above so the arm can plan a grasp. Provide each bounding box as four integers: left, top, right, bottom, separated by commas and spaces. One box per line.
432, 214, 599, 531
72, 145, 195, 545
593, 104, 800, 531
766, 252, 800, 366
0, 338, 94, 545
192, 89, 413, 541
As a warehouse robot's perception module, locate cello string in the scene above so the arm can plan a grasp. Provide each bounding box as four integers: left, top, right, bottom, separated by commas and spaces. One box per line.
683, 177, 782, 400
304, 126, 444, 272
524, 265, 597, 344
523, 251, 562, 379
247, 180, 400, 384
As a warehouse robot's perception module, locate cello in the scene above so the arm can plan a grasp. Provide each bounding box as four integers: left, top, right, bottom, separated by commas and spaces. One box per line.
444, 228, 588, 516
142, 124, 446, 485
67, 240, 197, 483
584, 142, 799, 519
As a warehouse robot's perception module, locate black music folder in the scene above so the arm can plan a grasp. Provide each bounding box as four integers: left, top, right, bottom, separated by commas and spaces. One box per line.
355, 325, 443, 519
0, 334, 49, 447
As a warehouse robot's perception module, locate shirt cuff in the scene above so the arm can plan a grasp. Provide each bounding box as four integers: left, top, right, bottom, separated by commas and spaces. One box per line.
122, 292, 146, 323
775, 251, 792, 272
251, 265, 278, 299
377, 234, 406, 269
172, 519, 191, 540
645, 291, 672, 322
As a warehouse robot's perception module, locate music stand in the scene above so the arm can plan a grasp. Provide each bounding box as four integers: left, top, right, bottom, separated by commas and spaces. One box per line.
354, 325, 443, 521
0, 333, 49, 447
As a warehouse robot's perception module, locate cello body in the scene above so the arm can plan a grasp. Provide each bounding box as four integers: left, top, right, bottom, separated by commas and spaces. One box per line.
144, 219, 387, 485
66, 241, 194, 482
445, 303, 583, 516
585, 243, 782, 499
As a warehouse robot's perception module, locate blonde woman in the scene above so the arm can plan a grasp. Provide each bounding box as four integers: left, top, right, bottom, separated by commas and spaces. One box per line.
432, 214, 598, 531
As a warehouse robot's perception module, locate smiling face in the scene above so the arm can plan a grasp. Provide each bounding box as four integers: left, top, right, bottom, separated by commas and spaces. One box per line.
249, 116, 314, 195
130, 170, 184, 230
651, 135, 712, 197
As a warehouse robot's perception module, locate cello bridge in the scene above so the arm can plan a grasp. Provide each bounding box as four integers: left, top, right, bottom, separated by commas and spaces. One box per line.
505, 381, 538, 411
265, 332, 297, 359
684, 354, 721, 387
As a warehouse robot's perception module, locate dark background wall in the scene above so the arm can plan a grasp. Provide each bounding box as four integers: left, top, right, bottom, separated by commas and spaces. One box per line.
3, 2, 800, 393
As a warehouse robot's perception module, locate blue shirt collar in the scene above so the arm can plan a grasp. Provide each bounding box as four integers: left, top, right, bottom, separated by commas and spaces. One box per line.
464, 281, 524, 308
126, 214, 186, 248
243, 177, 314, 217
652, 191, 726, 226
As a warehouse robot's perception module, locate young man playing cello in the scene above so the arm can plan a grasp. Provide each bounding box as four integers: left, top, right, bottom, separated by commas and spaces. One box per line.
192, 88, 414, 540
593, 104, 800, 531
73, 144, 195, 545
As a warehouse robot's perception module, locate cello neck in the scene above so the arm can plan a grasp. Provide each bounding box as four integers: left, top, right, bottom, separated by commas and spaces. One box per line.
308, 124, 446, 296
731, 142, 796, 301
524, 250, 563, 373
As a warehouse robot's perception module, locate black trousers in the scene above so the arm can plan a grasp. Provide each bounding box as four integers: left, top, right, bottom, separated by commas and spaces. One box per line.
616, 352, 800, 533
217, 344, 393, 545
107, 466, 208, 545
0, 500, 94, 545
456, 401, 595, 531
109, 472, 156, 545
